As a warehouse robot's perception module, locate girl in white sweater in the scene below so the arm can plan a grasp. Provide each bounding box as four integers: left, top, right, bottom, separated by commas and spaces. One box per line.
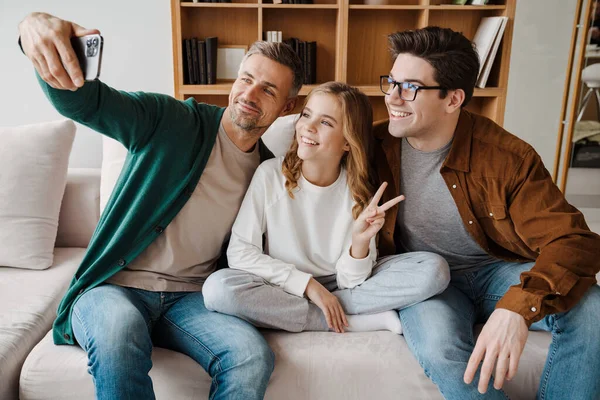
204, 82, 449, 334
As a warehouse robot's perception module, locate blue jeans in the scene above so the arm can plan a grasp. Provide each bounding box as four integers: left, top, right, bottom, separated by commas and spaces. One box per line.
71, 284, 274, 400
398, 261, 600, 400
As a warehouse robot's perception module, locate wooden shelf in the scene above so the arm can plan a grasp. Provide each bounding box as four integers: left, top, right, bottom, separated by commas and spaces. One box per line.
172, 0, 516, 125
181, 2, 340, 8
263, 4, 339, 8
349, 4, 505, 10
349, 5, 425, 9
180, 84, 232, 95
429, 5, 505, 10
181, 2, 260, 8
474, 87, 503, 97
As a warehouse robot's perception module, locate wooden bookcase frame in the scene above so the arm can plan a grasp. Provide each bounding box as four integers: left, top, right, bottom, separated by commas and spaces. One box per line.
171, 0, 516, 124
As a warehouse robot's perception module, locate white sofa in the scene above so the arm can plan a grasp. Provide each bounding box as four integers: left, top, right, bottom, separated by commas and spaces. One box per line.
1, 117, 598, 400
7, 170, 555, 400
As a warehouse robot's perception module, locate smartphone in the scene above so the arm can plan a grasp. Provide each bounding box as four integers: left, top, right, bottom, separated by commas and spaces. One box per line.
71, 34, 104, 81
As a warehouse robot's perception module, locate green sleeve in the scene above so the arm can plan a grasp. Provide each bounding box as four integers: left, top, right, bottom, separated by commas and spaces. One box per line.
36, 73, 191, 152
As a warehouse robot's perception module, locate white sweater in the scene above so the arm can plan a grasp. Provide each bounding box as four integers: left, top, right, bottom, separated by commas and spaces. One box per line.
227, 157, 377, 297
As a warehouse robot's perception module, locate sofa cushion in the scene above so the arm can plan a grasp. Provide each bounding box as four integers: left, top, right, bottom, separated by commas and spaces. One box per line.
99, 114, 298, 213
20, 328, 551, 400
0, 248, 86, 400
99, 136, 127, 213
261, 113, 297, 157
55, 169, 101, 248
0, 120, 76, 270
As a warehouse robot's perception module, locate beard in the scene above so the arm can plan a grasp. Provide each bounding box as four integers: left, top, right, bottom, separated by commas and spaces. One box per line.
230, 100, 263, 131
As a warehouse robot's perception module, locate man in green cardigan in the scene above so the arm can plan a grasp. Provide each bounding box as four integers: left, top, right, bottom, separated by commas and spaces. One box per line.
18, 12, 302, 400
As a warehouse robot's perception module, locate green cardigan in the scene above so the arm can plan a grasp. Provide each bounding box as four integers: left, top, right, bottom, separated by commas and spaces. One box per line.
37, 76, 273, 345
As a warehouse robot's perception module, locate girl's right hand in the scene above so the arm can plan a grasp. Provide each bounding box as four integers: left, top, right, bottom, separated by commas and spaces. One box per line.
351, 182, 405, 252
305, 277, 348, 333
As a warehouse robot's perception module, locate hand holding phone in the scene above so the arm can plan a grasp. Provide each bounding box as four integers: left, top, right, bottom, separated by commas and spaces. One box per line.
18, 12, 101, 89
71, 34, 104, 81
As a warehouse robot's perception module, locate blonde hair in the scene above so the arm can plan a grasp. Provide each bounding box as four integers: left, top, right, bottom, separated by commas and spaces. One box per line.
281, 82, 375, 219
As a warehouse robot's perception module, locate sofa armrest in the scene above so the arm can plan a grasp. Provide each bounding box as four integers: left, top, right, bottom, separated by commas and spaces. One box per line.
55, 168, 100, 248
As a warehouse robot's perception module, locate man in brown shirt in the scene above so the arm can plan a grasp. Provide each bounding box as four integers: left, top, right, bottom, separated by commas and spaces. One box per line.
375, 27, 600, 399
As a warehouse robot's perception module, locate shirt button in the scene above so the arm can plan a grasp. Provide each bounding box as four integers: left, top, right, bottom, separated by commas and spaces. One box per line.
117, 259, 126, 267
155, 226, 164, 234
556, 292, 561, 295
531, 307, 537, 312
63, 333, 71, 340
489, 212, 494, 217
468, 220, 473, 225
452, 184, 457, 189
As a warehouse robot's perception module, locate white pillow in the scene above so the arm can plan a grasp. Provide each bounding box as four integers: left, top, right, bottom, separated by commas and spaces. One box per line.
100, 136, 127, 213
0, 120, 76, 270
100, 113, 298, 213
262, 113, 298, 157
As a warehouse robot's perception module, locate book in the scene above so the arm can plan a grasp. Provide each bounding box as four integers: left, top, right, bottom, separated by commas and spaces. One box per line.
184, 39, 193, 84
197, 39, 207, 85
205, 37, 218, 84
191, 38, 200, 84
306, 41, 317, 84
298, 40, 306, 83
302, 41, 310, 84
476, 17, 508, 88
472, 17, 505, 78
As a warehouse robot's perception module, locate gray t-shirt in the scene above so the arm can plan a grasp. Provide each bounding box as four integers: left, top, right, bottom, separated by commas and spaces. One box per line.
107, 122, 261, 291
396, 138, 497, 271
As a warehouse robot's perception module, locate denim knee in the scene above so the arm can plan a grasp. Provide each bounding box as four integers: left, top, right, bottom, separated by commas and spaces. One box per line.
223, 333, 275, 381
563, 286, 600, 342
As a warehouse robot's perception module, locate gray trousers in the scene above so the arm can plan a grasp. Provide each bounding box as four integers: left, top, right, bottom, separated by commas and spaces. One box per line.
203, 251, 450, 332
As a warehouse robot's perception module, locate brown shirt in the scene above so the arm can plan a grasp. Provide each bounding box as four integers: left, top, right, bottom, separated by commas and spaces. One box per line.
374, 109, 600, 326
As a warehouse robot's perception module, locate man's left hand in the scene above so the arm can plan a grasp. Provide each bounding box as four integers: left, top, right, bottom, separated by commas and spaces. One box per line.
464, 308, 529, 394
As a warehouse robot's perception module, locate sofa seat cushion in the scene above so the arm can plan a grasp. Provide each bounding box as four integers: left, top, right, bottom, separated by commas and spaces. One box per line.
0, 248, 86, 400
20, 327, 551, 400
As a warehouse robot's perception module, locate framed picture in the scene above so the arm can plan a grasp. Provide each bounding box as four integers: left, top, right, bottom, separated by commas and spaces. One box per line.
217, 45, 248, 81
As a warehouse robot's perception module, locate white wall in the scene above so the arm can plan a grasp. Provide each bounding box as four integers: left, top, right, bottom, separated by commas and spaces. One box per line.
0, 0, 576, 169
504, 0, 578, 168
0, 0, 173, 168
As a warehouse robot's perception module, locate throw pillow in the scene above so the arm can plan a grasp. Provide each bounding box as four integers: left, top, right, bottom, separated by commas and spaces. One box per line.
0, 120, 76, 269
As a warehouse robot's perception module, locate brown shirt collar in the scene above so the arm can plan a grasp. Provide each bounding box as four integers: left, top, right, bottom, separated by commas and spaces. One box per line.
443, 109, 473, 173
374, 108, 474, 173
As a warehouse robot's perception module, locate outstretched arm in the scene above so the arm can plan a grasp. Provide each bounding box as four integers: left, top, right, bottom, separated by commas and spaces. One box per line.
19, 12, 97, 90
19, 12, 194, 152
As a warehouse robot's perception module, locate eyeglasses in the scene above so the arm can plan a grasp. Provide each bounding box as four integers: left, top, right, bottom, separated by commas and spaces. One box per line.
379, 75, 446, 101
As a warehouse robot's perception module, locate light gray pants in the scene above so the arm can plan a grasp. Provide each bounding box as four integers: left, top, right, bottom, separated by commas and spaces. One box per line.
203, 251, 450, 332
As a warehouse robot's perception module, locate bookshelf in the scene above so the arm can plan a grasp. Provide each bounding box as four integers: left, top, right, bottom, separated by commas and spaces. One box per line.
171, 0, 516, 125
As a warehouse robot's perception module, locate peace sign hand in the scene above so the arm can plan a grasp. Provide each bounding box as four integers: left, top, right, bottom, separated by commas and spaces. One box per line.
352, 182, 404, 247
